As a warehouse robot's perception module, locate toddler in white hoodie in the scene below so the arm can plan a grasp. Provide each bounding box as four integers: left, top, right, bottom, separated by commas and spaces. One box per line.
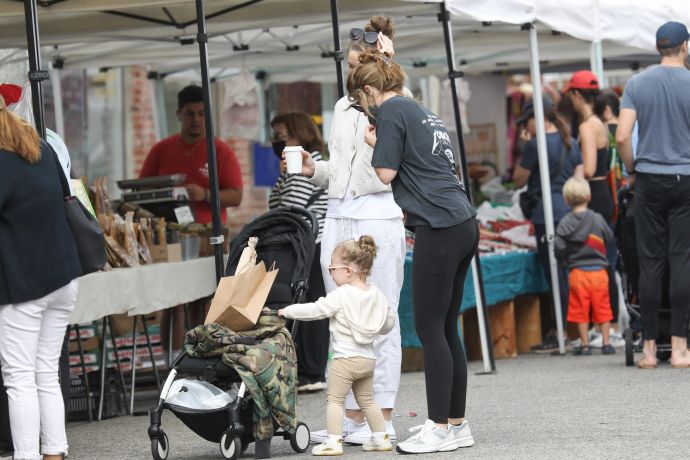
279, 235, 395, 456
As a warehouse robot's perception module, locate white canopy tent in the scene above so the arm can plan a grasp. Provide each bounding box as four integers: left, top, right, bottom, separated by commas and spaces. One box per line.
446, 0, 689, 355
0, 0, 665, 82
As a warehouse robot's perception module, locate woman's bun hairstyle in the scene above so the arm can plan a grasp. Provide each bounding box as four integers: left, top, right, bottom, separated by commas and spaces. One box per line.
365, 16, 395, 39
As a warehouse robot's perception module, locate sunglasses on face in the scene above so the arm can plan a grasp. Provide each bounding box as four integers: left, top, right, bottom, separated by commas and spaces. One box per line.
350, 28, 378, 45
327, 265, 358, 274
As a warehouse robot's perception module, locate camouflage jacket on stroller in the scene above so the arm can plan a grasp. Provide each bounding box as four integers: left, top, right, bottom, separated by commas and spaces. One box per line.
183, 311, 297, 440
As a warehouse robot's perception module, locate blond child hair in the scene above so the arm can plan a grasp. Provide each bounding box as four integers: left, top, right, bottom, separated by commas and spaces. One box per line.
562, 177, 591, 207
333, 235, 377, 280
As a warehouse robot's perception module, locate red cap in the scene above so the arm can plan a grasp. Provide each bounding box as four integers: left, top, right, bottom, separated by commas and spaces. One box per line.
0, 84, 22, 106
563, 70, 600, 93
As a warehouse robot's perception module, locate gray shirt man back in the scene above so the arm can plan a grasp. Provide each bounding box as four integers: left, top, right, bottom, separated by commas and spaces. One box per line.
620, 65, 690, 175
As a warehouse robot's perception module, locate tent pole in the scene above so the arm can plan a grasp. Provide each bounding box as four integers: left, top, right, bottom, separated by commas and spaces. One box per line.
329, 0, 345, 98
439, 2, 495, 373
528, 23, 566, 355
23, 0, 47, 139
590, 41, 606, 88
50, 64, 65, 139
195, 0, 224, 283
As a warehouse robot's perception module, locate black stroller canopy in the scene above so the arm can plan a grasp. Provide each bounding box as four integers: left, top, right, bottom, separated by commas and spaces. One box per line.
225, 206, 317, 307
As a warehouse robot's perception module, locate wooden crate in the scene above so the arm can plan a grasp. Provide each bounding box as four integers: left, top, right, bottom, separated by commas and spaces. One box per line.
401, 348, 425, 373
515, 295, 542, 353
463, 300, 517, 361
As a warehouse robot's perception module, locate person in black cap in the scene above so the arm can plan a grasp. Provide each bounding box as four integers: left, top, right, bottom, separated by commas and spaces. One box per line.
512, 97, 584, 352
616, 21, 690, 369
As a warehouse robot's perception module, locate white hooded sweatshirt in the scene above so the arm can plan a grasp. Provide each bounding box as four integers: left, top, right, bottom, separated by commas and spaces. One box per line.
281, 284, 395, 359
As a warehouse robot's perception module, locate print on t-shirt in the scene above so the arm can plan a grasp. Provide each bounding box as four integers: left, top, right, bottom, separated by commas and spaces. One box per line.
199, 162, 209, 178
423, 113, 459, 182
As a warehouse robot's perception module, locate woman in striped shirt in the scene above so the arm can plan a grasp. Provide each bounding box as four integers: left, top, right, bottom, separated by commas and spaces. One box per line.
269, 111, 329, 392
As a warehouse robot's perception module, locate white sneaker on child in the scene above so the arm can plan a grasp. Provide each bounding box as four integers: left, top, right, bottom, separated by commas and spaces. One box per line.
312, 438, 343, 456
310, 417, 365, 444
362, 434, 393, 452
395, 419, 458, 454
343, 419, 397, 444
449, 421, 475, 448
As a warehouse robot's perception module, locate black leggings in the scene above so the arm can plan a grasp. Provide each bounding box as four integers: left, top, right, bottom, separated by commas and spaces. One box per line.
412, 218, 479, 423
635, 173, 690, 340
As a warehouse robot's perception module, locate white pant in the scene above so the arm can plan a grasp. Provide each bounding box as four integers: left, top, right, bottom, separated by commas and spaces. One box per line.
0, 280, 77, 460
320, 217, 405, 410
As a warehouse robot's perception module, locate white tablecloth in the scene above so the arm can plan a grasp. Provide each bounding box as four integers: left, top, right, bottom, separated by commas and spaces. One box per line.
69, 257, 217, 324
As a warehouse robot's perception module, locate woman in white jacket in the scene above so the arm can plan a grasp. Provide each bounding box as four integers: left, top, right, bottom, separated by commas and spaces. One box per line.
280, 236, 395, 456
297, 16, 405, 444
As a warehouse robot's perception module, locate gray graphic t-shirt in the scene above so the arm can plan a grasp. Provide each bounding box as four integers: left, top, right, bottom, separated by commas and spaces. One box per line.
371, 96, 476, 228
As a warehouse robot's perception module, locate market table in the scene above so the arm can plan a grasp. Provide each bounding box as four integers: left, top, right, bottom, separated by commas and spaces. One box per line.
68, 256, 218, 420
399, 250, 549, 348
70, 256, 217, 324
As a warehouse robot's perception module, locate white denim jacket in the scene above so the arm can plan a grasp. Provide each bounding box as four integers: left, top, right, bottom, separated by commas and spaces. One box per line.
310, 95, 392, 198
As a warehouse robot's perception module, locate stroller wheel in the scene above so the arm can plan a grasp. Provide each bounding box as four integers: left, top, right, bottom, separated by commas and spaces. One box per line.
151, 432, 169, 460
220, 431, 241, 460
290, 422, 310, 453
624, 328, 634, 367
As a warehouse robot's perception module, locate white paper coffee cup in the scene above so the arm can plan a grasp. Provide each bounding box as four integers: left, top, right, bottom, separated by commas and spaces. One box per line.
284, 146, 303, 174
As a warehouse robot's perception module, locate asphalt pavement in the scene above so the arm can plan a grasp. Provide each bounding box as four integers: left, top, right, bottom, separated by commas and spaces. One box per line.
4, 352, 690, 459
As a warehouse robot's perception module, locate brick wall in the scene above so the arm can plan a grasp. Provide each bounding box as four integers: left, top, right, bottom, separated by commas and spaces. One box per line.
125, 69, 269, 238
225, 138, 269, 238
128, 66, 158, 179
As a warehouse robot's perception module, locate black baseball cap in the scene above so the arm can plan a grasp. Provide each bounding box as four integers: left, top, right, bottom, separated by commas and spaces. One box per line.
656, 21, 690, 49
517, 97, 554, 125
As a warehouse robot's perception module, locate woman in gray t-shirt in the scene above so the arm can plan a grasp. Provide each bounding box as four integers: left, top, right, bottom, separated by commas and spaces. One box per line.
348, 51, 477, 455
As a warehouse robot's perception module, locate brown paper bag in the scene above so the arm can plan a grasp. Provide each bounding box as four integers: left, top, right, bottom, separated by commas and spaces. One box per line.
204, 261, 278, 331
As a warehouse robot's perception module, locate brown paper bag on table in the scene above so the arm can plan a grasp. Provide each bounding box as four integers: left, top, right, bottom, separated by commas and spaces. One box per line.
204, 261, 278, 332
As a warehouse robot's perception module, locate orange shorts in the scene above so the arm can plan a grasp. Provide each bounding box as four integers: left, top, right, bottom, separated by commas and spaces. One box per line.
567, 268, 612, 324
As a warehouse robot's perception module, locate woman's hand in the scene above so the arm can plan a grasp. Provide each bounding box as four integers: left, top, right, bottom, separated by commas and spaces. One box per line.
365, 125, 377, 148
277, 309, 285, 317
377, 34, 394, 57
280, 150, 315, 177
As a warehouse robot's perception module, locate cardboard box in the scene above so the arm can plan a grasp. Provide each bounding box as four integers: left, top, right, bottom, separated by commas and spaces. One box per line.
109, 311, 162, 337
69, 337, 100, 353
69, 351, 100, 366
108, 333, 162, 349
69, 325, 97, 341
515, 295, 542, 353
70, 364, 100, 376
167, 243, 182, 263
107, 345, 164, 362
151, 244, 168, 263
464, 300, 517, 360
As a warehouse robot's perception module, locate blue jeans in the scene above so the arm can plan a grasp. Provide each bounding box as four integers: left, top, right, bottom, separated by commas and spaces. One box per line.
535, 224, 569, 330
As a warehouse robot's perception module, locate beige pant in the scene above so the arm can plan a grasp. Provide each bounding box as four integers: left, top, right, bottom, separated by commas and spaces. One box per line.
326, 357, 385, 436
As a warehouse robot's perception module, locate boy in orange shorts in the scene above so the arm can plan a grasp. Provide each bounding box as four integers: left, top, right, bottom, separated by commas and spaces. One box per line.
555, 178, 615, 355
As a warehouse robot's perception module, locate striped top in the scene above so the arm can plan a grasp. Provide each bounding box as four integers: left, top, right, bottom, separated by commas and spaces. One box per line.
269, 151, 327, 242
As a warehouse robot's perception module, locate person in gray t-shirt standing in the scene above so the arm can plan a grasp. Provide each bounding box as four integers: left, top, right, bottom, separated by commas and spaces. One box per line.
616, 21, 690, 369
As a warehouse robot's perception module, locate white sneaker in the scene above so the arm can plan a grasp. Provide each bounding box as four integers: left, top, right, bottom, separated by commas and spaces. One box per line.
362, 434, 393, 452
449, 421, 475, 448
343, 419, 397, 444
310, 417, 365, 444
395, 419, 458, 454
312, 438, 343, 456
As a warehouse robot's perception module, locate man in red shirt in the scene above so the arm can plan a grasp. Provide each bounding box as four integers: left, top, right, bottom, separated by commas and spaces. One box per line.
139, 85, 243, 223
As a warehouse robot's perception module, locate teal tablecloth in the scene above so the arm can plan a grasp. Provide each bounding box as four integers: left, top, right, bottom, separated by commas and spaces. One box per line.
399, 250, 550, 348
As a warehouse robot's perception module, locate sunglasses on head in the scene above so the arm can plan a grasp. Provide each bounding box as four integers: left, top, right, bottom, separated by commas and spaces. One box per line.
350, 28, 378, 45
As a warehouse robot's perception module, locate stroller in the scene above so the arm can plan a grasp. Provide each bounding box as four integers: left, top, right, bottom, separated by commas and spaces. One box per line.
148, 207, 317, 459
617, 187, 675, 366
